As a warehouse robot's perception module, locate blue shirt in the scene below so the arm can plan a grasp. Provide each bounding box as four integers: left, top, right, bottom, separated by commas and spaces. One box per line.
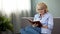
33, 12, 54, 34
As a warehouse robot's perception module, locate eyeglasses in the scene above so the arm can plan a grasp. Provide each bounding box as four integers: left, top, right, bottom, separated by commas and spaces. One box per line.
37, 8, 44, 10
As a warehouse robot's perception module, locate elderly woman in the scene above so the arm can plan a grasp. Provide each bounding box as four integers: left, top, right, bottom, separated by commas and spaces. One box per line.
33, 2, 54, 34
20, 2, 54, 34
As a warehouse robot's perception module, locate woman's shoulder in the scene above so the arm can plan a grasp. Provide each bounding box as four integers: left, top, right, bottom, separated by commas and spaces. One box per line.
34, 14, 39, 17
46, 12, 53, 17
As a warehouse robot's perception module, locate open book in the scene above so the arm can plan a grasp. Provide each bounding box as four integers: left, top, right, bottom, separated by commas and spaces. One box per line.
26, 19, 42, 28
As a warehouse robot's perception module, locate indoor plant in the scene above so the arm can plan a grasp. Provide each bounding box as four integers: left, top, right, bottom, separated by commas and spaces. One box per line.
0, 15, 13, 34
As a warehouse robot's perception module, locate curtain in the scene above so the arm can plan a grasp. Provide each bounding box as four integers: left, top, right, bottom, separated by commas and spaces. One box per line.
0, 0, 31, 17
0, 0, 31, 34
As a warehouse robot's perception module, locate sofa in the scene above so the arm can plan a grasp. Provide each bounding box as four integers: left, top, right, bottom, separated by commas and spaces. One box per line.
20, 17, 60, 34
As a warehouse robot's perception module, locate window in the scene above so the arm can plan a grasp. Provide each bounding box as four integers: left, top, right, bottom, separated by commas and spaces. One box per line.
0, 0, 31, 17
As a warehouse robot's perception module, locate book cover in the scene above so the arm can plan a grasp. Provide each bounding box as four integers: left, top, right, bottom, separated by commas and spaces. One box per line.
27, 19, 42, 28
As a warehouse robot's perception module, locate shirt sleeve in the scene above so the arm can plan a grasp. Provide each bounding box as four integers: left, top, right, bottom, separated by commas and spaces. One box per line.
33, 15, 36, 21
33, 14, 40, 21
48, 15, 54, 30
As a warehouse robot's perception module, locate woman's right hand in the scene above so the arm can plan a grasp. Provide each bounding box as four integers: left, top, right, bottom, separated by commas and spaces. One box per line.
42, 25, 48, 29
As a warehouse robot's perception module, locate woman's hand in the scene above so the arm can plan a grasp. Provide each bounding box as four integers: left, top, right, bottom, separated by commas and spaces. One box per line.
42, 25, 48, 29
32, 23, 38, 27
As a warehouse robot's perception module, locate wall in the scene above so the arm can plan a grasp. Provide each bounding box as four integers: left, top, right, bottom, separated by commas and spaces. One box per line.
31, 0, 60, 18
31, 0, 60, 34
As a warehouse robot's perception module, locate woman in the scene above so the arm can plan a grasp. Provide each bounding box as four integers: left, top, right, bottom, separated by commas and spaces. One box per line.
33, 2, 54, 34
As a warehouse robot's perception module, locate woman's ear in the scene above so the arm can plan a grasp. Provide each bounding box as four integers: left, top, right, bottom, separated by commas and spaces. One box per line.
44, 9, 46, 13
44, 9, 48, 13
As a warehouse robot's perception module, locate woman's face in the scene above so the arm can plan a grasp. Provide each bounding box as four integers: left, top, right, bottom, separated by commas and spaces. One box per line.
36, 5, 46, 15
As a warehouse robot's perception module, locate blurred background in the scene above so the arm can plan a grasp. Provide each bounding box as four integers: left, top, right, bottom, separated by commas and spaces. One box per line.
0, 0, 60, 34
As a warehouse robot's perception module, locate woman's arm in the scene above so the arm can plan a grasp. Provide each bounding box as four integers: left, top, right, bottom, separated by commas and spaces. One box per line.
33, 15, 37, 21
33, 14, 40, 21
42, 15, 54, 30
47, 15, 54, 30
